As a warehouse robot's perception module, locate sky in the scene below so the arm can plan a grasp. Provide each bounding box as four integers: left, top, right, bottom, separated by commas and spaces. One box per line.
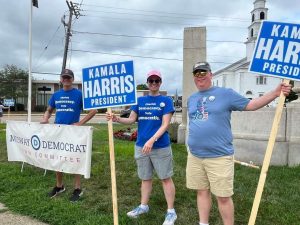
0, 0, 299, 95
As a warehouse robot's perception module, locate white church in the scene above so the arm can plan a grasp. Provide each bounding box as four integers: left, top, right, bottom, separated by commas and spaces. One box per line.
212, 0, 281, 106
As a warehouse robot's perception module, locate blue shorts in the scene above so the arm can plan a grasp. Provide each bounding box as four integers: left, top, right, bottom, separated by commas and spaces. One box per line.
134, 145, 174, 180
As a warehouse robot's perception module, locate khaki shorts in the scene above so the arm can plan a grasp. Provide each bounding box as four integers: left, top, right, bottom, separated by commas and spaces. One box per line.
186, 153, 234, 197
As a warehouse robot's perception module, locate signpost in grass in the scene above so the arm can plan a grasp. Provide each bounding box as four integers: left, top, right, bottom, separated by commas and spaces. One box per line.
82, 60, 136, 225
248, 21, 300, 225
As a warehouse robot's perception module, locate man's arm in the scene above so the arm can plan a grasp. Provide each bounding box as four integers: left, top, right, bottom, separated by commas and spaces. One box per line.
41, 106, 54, 124
74, 109, 97, 126
245, 83, 291, 111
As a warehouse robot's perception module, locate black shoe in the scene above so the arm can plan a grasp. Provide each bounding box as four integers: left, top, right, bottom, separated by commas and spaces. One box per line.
48, 185, 65, 198
70, 188, 83, 202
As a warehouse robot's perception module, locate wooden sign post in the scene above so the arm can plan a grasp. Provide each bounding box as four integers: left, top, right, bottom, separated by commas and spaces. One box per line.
248, 79, 289, 225
107, 107, 119, 225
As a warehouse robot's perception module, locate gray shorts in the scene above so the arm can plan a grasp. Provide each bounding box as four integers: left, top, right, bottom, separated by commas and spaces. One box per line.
134, 145, 174, 180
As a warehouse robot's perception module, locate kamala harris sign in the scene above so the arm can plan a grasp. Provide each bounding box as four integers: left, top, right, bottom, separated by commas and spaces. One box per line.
249, 21, 300, 80
82, 60, 137, 110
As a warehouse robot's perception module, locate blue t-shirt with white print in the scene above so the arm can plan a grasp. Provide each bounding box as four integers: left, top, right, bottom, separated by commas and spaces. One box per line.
131, 95, 174, 149
49, 88, 83, 125
187, 86, 250, 158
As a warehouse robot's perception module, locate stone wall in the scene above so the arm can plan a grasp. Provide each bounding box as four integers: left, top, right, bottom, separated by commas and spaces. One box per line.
232, 103, 300, 166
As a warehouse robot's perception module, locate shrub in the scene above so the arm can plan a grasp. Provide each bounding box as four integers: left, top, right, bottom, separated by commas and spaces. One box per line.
168, 122, 179, 143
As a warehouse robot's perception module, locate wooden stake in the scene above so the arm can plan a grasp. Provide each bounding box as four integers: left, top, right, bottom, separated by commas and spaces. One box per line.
234, 159, 260, 169
248, 79, 289, 225
107, 108, 119, 225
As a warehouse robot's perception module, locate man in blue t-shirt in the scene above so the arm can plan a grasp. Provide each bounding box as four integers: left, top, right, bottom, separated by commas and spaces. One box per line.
186, 62, 291, 225
106, 70, 177, 225
41, 69, 97, 202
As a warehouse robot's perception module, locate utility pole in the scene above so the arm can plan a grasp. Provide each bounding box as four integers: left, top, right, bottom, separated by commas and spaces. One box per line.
61, 1, 80, 72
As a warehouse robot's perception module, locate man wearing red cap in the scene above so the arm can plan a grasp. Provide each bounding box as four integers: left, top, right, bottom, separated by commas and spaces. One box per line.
41, 69, 97, 202
107, 69, 177, 225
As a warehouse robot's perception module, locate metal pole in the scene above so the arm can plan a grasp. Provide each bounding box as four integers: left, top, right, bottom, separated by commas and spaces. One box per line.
27, 0, 33, 122
62, 1, 73, 71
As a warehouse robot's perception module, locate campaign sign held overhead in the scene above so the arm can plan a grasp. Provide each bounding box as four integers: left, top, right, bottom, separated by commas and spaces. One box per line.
249, 21, 300, 81
82, 60, 137, 110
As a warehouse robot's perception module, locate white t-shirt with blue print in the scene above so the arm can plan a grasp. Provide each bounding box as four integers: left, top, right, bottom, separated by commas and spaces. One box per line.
187, 86, 250, 158
131, 95, 174, 149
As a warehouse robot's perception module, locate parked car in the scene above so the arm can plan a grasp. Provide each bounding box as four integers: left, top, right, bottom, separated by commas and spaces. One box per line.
175, 106, 182, 112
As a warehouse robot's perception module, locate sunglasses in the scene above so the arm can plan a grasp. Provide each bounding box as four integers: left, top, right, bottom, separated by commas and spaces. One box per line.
193, 71, 209, 77
61, 76, 72, 80
148, 79, 161, 84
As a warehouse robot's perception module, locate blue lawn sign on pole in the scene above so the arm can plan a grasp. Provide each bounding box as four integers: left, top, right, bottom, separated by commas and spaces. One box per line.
4, 99, 15, 107
82, 60, 137, 110
249, 21, 300, 81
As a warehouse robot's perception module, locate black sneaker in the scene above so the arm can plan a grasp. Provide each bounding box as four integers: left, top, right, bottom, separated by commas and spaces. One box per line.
48, 185, 65, 198
70, 188, 83, 202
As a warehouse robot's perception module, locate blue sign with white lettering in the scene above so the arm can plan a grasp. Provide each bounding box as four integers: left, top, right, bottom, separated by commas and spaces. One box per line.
82, 60, 137, 110
4, 99, 15, 107
249, 21, 300, 81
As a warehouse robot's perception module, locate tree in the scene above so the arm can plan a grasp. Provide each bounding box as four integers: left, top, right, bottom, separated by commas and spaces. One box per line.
136, 83, 149, 90
0, 65, 29, 110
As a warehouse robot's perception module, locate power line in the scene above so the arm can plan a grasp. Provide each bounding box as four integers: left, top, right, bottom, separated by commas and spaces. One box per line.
71, 49, 237, 65
81, 4, 249, 22
72, 30, 244, 43
80, 14, 246, 29
82, 9, 249, 23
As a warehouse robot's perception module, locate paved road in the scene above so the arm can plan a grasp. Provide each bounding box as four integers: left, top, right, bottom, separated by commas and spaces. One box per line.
0, 203, 48, 225
1, 113, 182, 124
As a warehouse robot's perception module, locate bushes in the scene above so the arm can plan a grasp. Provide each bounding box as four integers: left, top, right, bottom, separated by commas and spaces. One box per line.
34, 105, 47, 112
168, 122, 179, 143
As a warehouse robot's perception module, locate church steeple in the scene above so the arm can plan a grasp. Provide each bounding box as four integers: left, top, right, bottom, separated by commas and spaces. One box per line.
245, 0, 268, 61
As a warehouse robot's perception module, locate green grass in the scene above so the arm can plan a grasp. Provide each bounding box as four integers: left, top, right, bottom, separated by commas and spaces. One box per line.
0, 123, 300, 225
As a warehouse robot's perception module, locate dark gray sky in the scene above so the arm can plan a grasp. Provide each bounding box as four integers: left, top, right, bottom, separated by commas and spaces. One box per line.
1, 0, 299, 95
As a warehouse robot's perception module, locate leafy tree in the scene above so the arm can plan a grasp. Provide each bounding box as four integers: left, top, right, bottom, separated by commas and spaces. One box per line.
136, 83, 149, 90
0, 65, 30, 110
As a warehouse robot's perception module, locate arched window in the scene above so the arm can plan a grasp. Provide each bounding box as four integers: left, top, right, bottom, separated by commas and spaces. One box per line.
246, 91, 253, 95
260, 12, 265, 20
252, 14, 255, 22
251, 28, 254, 37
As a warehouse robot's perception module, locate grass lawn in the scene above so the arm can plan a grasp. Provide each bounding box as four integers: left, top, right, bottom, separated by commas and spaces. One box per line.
0, 123, 299, 225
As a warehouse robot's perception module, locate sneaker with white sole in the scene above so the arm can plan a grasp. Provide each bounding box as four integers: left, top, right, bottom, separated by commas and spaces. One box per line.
70, 188, 83, 202
127, 205, 149, 218
48, 185, 65, 198
163, 211, 177, 225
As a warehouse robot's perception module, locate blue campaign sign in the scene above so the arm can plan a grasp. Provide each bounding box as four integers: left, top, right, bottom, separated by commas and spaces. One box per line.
249, 21, 300, 81
82, 60, 137, 110
4, 99, 15, 107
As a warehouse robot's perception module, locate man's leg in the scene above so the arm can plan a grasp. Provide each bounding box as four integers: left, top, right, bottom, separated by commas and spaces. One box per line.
141, 179, 152, 205
161, 177, 175, 209
56, 172, 63, 187
74, 174, 81, 189
197, 189, 212, 224
216, 196, 234, 225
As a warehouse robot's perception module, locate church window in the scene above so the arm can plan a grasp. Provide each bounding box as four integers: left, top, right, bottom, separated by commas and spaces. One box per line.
256, 76, 267, 85
260, 12, 265, 20
252, 14, 255, 22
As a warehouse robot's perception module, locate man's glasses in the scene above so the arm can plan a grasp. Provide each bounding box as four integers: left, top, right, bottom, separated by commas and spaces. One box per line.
193, 71, 209, 78
61, 76, 72, 80
148, 79, 161, 84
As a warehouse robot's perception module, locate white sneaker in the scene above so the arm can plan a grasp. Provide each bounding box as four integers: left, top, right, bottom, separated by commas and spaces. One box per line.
127, 205, 149, 218
163, 211, 177, 225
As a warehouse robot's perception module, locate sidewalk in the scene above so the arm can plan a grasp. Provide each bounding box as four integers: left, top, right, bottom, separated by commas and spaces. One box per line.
0, 203, 48, 225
